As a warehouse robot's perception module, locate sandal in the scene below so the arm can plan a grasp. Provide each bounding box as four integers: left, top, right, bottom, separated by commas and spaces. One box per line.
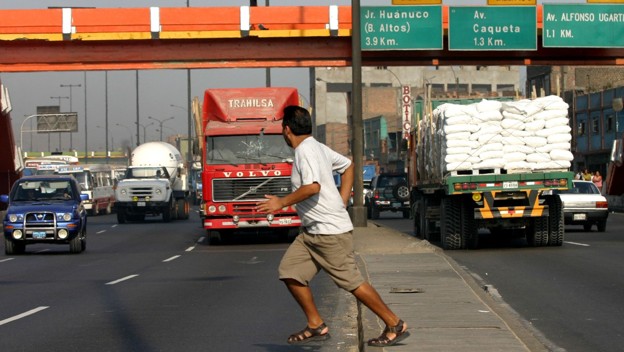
367, 319, 410, 347
287, 322, 331, 345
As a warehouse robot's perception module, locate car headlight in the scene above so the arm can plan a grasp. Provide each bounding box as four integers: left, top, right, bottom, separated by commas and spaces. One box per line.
8, 214, 23, 222
57, 213, 72, 221
12, 230, 23, 240
58, 229, 69, 239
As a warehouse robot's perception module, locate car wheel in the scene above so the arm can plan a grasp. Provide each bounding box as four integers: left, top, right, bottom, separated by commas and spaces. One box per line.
69, 235, 82, 254
5, 238, 25, 255
371, 204, 380, 219
597, 219, 607, 232
393, 182, 410, 202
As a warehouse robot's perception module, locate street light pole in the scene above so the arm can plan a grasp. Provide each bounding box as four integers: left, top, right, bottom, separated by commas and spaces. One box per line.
60, 83, 81, 151
135, 121, 154, 143
148, 116, 175, 141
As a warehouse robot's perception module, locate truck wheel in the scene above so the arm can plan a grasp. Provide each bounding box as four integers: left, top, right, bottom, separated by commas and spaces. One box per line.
163, 204, 172, 222
527, 217, 549, 247
207, 230, 221, 245
462, 198, 478, 249
441, 197, 462, 250
547, 196, 564, 246
177, 199, 190, 220
5, 238, 25, 255
117, 211, 126, 224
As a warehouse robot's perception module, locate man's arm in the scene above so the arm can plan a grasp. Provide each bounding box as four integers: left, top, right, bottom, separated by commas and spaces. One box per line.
256, 183, 320, 213
338, 162, 354, 207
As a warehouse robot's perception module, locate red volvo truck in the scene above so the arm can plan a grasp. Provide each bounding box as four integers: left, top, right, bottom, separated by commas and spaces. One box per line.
199, 87, 302, 244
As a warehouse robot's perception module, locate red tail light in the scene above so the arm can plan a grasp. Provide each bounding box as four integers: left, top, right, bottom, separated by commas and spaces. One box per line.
596, 201, 608, 208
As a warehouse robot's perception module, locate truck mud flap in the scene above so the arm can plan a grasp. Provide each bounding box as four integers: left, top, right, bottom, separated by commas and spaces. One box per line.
475, 190, 548, 220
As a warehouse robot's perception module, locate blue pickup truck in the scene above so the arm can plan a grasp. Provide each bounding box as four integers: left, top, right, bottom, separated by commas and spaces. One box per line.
1, 175, 89, 255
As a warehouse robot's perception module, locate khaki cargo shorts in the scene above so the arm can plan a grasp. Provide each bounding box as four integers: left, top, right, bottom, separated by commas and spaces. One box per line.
278, 228, 365, 292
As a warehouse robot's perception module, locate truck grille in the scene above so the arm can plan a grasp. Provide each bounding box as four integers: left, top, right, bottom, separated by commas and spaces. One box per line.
212, 177, 292, 202
126, 186, 156, 197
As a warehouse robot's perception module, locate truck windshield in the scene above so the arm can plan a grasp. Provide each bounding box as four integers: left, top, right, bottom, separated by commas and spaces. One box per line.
206, 135, 293, 165
125, 167, 170, 179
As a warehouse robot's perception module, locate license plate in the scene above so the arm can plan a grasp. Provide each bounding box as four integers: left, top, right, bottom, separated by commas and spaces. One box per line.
33, 231, 46, 239
392, 202, 401, 208
573, 213, 587, 221
278, 218, 292, 225
503, 181, 518, 189
137, 201, 146, 207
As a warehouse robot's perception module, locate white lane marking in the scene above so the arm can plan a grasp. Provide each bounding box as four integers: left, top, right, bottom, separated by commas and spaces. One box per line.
565, 241, 590, 247
0, 306, 49, 326
198, 236, 205, 243
185, 246, 195, 252
105, 274, 139, 285
112, 224, 118, 228
163, 255, 181, 262
96, 230, 106, 234
0, 258, 14, 263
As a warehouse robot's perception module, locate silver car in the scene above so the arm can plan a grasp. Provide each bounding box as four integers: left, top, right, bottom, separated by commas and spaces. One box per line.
556, 180, 608, 232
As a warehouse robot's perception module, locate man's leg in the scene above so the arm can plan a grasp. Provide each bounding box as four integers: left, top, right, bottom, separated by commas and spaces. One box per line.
283, 278, 328, 332
352, 282, 407, 340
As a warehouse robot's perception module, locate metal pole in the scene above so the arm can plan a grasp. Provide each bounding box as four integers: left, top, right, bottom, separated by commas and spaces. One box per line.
105, 71, 109, 163
84, 72, 88, 162
60, 83, 81, 150
351, 0, 366, 227
136, 70, 140, 147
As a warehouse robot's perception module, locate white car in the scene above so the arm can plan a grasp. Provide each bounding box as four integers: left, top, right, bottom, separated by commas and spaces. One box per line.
556, 180, 608, 232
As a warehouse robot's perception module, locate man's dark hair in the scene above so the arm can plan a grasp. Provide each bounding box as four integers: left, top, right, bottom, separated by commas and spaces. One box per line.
283, 105, 312, 136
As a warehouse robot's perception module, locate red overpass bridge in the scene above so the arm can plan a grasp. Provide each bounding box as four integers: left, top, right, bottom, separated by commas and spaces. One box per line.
1, 5, 623, 199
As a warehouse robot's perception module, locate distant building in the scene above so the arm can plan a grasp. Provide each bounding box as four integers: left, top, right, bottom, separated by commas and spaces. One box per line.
313, 66, 523, 172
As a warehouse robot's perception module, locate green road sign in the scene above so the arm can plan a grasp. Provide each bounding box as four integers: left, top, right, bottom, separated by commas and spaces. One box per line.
449, 6, 537, 51
543, 4, 624, 48
361, 6, 442, 50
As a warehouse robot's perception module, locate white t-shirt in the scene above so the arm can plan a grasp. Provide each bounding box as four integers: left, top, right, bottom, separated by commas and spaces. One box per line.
292, 137, 353, 235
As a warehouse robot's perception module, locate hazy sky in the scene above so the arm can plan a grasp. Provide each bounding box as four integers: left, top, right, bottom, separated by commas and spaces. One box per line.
0, 0, 579, 153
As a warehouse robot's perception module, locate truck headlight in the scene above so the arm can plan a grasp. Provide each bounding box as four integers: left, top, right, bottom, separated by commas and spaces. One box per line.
120, 189, 127, 195
12, 230, 23, 240
208, 205, 216, 213
218, 205, 226, 213
155, 189, 162, 195
58, 229, 69, 239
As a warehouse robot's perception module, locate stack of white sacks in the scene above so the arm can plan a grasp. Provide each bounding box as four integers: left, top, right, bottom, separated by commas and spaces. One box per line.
417, 95, 573, 180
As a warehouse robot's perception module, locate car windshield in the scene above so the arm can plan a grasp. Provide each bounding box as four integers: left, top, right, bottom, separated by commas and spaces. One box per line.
13, 180, 74, 201
560, 182, 600, 195
206, 135, 293, 165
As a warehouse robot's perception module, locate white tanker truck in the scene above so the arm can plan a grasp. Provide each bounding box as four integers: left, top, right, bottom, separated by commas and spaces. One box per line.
114, 141, 190, 223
